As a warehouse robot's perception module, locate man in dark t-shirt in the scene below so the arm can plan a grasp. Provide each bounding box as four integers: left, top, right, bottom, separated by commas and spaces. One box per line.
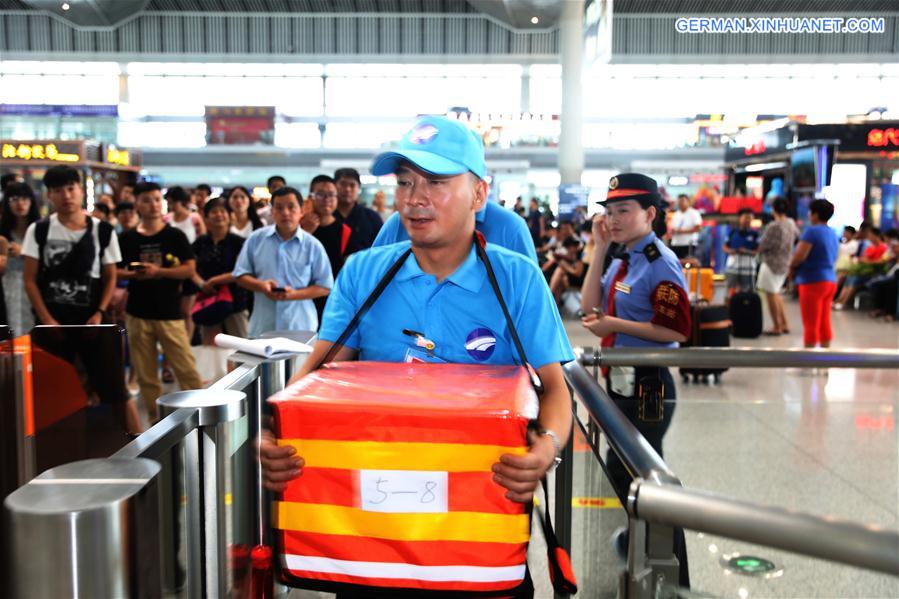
117, 182, 203, 421
300, 174, 355, 324
333, 167, 382, 250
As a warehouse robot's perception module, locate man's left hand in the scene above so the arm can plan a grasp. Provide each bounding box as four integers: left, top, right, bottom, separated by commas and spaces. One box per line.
492, 435, 556, 504
86, 311, 103, 325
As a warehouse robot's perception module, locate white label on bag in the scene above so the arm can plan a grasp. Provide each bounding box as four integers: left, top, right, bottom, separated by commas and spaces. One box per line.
359, 470, 448, 513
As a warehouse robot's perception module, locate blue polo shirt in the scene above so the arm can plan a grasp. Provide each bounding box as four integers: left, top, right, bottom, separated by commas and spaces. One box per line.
233, 225, 334, 337
319, 241, 573, 369
602, 232, 689, 349
373, 201, 538, 263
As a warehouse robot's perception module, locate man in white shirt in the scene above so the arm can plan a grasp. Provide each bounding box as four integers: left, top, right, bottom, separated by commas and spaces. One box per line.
668, 194, 703, 260
23, 166, 121, 326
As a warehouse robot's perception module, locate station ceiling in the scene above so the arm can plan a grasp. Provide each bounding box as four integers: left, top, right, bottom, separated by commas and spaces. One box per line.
0, 0, 896, 63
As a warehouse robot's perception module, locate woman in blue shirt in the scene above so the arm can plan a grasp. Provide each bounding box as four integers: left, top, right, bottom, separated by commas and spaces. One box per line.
580, 173, 691, 588
788, 199, 839, 347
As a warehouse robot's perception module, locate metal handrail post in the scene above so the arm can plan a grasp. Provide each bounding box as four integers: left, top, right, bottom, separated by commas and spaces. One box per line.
552, 401, 576, 599
158, 389, 246, 598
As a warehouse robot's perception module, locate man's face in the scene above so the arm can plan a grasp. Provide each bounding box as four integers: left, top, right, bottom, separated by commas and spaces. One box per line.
120, 185, 135, 202
310, 182, 338, 218
117, 208, 138, 230
394, 165, 485, 250
739, 212, 752, 228
678, 196, 690, 211
268, 180, 285, 194
135, 190, 163, 220
559, 223, 574, 240
272, 193, 302, 233
47, 182, 84, 216
336, 177, 360, 207
195, 189, 210, 207
205, 205, 230, 229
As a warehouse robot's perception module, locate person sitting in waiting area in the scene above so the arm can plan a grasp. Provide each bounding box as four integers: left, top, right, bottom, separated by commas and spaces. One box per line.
834, 227, 891, 310
544, 236, 586, 306
863, 229, 899, 321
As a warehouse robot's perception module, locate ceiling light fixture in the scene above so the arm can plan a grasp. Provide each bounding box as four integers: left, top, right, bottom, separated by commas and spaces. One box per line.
61, 2, 70, 10
530, 16, 539, 24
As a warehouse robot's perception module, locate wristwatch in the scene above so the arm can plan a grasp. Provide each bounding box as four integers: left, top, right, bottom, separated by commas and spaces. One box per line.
537, 427, 563, 471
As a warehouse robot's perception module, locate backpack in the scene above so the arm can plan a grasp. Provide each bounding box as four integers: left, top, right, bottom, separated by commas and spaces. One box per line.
34, 217, 114, 312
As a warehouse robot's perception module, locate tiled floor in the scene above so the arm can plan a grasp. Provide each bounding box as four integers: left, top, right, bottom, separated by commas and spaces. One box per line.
277, 296, 898, 599
563, 296, 899, 599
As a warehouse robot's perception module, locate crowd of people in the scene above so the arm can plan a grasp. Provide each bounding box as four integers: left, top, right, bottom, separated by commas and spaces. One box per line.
2, 160, 898, 431
0, 166, 391, 430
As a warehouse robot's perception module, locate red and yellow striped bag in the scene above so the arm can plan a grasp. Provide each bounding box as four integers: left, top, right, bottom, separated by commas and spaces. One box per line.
269, 361, 538, 596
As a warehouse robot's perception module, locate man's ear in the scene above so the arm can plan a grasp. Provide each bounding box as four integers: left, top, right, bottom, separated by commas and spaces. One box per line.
473, 177, 488, 212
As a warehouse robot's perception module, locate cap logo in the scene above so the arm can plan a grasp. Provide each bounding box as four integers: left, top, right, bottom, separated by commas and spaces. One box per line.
409, 124, 439, 145
609, 177, 619, 190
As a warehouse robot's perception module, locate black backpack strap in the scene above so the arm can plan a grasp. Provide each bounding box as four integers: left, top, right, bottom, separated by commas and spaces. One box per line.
472, 232, 544, 395
34, 218, 50, 267
309, 246, 413, 371
98, 220, 114, 254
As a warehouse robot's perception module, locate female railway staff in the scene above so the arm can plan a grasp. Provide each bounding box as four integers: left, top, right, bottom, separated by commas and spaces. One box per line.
580, 173, 691, 587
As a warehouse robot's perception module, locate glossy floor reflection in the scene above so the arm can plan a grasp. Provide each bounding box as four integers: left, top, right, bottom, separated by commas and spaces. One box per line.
564, 296, 899, 599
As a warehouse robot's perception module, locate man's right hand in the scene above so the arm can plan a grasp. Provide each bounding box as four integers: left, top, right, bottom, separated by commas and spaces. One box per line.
260, 430, 304, 492
300, 212, 320, 234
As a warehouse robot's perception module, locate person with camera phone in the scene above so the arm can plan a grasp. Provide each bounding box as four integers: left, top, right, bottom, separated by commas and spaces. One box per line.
233, 186, 333, 337
579, 173, 692, 588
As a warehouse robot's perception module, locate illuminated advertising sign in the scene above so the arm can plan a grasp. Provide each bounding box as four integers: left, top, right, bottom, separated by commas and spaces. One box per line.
105, 144, 131, 167
0, 141, 82, 163
866, 128, 899, 148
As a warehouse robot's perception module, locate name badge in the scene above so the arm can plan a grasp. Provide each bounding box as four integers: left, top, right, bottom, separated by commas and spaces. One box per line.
614, 281, 632, 294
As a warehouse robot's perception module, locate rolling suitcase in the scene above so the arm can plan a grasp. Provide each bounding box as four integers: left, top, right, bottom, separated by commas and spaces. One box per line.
681, 264, 731, 384
682, 265, 714, 304
729, 276, 763, 339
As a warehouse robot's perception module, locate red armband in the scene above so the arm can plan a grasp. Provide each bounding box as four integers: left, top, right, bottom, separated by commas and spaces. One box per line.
650, 281, 691, 339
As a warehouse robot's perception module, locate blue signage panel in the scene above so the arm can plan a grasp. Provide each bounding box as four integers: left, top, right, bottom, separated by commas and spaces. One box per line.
0, 104, 119, 117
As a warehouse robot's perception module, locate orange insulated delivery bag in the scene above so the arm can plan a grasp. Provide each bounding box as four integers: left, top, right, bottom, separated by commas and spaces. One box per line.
269, 361, 539, 596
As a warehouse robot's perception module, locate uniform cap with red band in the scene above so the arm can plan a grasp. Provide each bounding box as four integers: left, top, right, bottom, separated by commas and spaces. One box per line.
598, 172, 662, 209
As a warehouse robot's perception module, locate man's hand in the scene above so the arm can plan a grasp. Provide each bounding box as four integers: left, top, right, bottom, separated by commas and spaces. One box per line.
300, 212, 320, 234
262, 279, 288, 301
260, 430, 304, 492
582, 312, 618, 338
200, 280, 217, 295
134, 263, 160, 279
8, 242, 21, 258
492, 434, 556, 503
86, 311, 103, 325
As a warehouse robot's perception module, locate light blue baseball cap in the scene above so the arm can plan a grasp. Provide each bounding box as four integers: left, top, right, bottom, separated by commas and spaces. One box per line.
371, 116, 487, 180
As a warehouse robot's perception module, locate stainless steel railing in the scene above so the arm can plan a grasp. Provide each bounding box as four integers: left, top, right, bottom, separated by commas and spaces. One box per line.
578, 345, 899, 369
558, 353, 899, 599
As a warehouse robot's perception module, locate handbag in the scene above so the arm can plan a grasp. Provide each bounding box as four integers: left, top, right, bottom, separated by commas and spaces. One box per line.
191, 285, 234, 326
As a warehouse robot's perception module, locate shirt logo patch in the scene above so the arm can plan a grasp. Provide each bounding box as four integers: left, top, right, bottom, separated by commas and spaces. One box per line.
465, 327, 496, 361
409, 124, 439, 145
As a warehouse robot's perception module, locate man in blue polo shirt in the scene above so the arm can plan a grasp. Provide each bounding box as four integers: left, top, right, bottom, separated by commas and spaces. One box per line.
262, 116, 573, 509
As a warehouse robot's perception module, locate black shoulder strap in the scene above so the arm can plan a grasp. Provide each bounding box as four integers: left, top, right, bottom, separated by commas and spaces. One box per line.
472, 233, 544, 394
309, 234, 544, 396
309, 247, 413, 370
98, 220, 114, 253
35, 218, 50, 262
